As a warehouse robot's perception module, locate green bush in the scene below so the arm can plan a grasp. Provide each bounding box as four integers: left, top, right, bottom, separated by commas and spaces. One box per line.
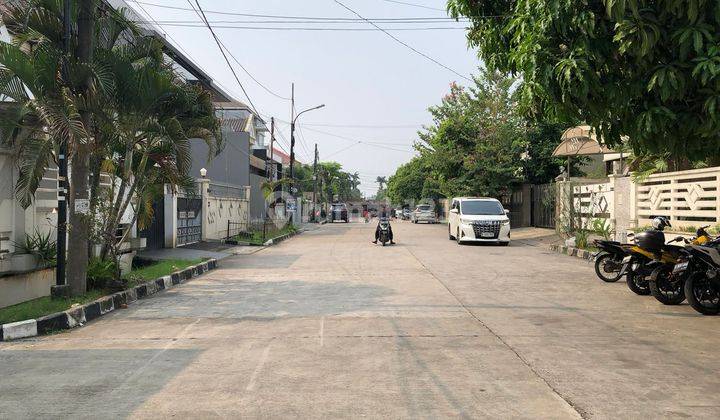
87, 257, 117, 290
575, 229, 590, 250
590, 218, 612, 240
14, 229, 57, 267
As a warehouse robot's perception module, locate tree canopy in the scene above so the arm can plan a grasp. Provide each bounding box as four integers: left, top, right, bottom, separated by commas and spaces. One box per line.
448, 0, 720, 160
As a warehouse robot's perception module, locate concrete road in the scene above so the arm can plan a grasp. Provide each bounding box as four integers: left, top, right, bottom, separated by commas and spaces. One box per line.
2, 222, 720, 419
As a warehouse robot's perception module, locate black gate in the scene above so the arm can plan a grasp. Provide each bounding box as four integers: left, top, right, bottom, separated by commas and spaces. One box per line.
502, 189, 525, 227
531, 183, 556, 229
140, 196, 165, 249
177, 197, 202, 246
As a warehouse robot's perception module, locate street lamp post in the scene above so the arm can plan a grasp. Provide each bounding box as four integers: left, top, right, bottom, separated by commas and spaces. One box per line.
288, 84, 324, 224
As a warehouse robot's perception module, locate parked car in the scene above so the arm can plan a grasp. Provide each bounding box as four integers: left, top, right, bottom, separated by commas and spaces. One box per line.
411, 204, 437, 224
330, 203, 349, 223
401, 208, 412, 220
447, 197, 510, 245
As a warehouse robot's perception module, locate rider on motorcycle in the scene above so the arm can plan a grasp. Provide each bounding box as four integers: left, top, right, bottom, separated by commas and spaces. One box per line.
372, 217, 395, 244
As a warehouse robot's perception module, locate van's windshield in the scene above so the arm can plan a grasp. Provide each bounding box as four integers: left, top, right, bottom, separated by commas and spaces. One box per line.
461, 200, 504, 215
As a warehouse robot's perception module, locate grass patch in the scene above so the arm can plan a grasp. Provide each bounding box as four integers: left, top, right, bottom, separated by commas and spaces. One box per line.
0, 290, 107, 325
235, 224, 297, 246
124, 258, 204, 287
0, 258, 204, 325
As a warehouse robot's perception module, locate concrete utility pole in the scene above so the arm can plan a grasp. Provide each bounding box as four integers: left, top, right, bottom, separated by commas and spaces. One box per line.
312, 144, 318, 222
268, 117, 275, 181
289, 83, 295, 185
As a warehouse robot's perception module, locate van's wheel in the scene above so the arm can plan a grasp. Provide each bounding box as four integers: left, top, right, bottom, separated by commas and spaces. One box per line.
448, 225, 454, 240
456, 228, 462, 245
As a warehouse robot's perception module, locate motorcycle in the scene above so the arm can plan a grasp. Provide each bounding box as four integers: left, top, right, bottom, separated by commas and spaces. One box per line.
620, 223, 671, 295
592, 239, 633, 282
648, 226, 712, 305
672, 238, 720, 315
378, 218, 392, 246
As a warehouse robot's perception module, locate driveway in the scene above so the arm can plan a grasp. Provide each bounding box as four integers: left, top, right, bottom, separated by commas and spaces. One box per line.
1, 222, 719, 418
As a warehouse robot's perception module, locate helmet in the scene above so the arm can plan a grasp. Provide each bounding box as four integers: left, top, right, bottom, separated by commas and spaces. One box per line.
651, 216, 671, 231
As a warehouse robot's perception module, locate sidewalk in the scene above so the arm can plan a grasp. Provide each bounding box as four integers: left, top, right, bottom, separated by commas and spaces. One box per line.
138, 223, 321, 262
138, 242, 264, 262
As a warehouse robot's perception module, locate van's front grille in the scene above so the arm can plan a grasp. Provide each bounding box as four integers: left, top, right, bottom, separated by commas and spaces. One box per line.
472, 221, 500, 239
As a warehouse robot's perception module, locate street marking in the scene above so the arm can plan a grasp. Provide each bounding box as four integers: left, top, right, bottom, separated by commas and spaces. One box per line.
319, 316, 325, 347
245, 344, 271, 391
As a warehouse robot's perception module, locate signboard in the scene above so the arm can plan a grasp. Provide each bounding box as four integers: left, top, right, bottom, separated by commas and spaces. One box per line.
74, 198, 90, 215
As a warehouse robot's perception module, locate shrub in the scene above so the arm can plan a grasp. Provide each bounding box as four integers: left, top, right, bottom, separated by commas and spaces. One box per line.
14, 229, 57, 267
575, 229, 590, 250
87, 258, 117, 290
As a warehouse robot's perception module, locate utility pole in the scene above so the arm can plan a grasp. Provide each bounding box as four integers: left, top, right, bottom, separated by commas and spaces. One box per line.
289, 83, 296, 185
268, 117, 275, 181
55, 0, 71, 291
312, 144, 318, 222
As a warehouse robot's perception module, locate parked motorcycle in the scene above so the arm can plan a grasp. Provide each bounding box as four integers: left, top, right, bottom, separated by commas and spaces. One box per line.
592, 239, 632, 282
620, 217, 672, 295
648, 226, 712, 305
672, 238, 720, 315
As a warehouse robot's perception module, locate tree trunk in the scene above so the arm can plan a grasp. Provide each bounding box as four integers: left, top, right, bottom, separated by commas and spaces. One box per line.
66, 0, 96, 296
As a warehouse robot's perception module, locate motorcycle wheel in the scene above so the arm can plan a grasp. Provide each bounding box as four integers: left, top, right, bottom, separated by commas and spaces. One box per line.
626, 270, 651, 295
594, 253, 622, 282
649, 265, 685, 305
684, 272, 720, 315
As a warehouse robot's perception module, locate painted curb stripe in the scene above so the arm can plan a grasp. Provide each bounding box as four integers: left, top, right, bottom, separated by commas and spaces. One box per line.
1, 259, 219, 341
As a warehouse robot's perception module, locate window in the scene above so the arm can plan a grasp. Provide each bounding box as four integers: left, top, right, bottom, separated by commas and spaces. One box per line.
460, 200, 504, 215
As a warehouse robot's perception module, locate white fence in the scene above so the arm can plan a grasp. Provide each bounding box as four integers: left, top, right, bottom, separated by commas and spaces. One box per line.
560, 166, 720, 237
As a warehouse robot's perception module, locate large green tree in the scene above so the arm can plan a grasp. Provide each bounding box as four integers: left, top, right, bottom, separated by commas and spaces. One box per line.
448, 0, 720, 160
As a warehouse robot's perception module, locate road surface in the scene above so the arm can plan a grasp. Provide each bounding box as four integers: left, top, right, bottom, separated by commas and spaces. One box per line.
2, 221, 719, 418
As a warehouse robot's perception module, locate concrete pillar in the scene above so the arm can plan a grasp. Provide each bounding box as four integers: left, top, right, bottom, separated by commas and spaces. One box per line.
611, 175, 632, 241
199, 178, 210, 241
163, 185, 177, 248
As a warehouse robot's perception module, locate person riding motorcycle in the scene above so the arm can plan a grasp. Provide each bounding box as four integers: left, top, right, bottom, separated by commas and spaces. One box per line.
372, 217, 395, 244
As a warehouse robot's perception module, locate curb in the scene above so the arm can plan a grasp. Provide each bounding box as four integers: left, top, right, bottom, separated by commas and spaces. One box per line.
0, 259, 218, 341
548, 244, 595, 261
263, 229, 303, 246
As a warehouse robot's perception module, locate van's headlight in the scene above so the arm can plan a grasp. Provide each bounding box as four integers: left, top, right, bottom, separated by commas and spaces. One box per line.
460, 218, 473, 224
501, 219, 510, 225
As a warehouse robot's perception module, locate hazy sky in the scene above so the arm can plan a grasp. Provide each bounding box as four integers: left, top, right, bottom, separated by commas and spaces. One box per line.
126, 0, 480, 196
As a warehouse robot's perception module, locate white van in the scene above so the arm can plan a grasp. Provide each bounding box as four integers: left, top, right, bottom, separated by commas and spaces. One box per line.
447, 197, 511, 245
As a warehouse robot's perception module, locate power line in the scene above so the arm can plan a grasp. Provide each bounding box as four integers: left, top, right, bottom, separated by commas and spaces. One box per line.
333, 0, 472, 82
129, 22, 466, 31
181, 0, 290, 101
126, 1, 459, 20
190, 0, 261, 116
381, 0, 446, 11
301, 122, 423, 128
136, 19, 469, 24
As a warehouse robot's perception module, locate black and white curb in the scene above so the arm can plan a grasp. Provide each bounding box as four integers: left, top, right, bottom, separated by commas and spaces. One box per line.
263, 229, 303, 246
0, 259, 218, 342
549, 244, 594, 261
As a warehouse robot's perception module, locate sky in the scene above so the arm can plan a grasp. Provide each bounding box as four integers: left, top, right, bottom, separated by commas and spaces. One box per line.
125, 0, 480, 196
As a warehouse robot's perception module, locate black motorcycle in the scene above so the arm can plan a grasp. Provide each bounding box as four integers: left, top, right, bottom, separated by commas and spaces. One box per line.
648, 226, 713, 305
592, 239, 631, 282
674, 238, 720, 315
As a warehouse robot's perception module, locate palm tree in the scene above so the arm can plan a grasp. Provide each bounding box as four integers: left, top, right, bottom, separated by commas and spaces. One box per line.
0, 1, 221, 288
375, 176, 387, 191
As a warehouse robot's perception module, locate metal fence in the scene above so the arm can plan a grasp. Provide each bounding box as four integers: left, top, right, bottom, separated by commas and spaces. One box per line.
226, 217, 291, 245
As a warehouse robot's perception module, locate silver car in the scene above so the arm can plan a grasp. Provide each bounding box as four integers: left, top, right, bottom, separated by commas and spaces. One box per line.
411, 204, 437, 224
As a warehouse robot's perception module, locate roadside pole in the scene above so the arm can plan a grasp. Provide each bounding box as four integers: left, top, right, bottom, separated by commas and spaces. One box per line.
267, 117, 275, 182
312, 144, 318, 222
55, 0, 71, 292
